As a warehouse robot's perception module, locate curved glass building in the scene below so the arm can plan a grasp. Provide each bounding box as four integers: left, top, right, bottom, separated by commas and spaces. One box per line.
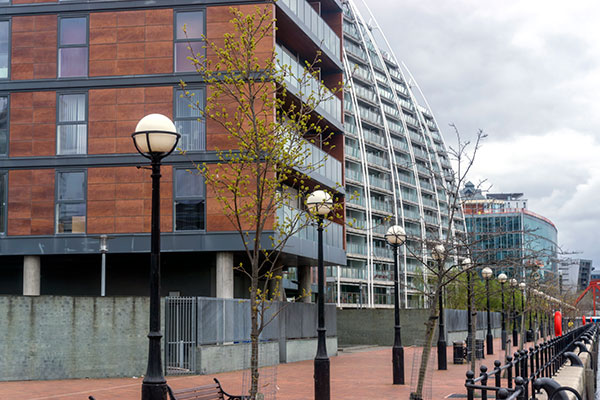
327, 0, 464, 308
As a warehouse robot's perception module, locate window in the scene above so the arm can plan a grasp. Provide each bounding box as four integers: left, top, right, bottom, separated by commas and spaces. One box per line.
174, 169, 205, 231
174, 88, 205, 151
57, 93, 87, 155
0, 95, 7, 155
0, 21, 8, 79
174, 11, 204, 72
0, 171, 6, 234
56, 170, 86, 233
59, 17, 88, 78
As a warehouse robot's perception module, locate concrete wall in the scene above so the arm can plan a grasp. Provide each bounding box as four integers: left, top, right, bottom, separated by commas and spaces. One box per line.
0, 295, 339, 381
196, 337, 338, 375
0, 296, 151, 381
337, 308, 503, 347
337, 308, 431, 346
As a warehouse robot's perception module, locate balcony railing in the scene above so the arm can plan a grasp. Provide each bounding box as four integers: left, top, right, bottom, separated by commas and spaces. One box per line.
279, 0, 340, 59
276, 44, 342, 123
299, 138, 342, 184
277, 204, 344, 249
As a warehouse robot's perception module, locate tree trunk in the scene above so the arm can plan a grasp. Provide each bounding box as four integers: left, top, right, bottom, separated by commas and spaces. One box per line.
249, 262, 260, 400
469, 302, 477, 371
411, 299, 439, 399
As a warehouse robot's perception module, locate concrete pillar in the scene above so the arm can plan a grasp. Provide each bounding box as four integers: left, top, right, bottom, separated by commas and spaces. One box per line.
298, 265, 312, 303
23, 256, 41, 296
216, 252, 234, 298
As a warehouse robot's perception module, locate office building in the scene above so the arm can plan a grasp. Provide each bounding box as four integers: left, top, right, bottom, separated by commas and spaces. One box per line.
462, 182, 558, 278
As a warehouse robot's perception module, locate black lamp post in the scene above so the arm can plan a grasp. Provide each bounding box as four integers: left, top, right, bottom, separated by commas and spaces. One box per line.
510, 278, 518, 347
132, 114, 180, 400
462, 258, 474, 358
431, 244, 447, 370
498, 273, 507, 351
386, 225, 406, 384
482, 267, 493, 355
519, 282, 526, 343
307, 190, 333, 400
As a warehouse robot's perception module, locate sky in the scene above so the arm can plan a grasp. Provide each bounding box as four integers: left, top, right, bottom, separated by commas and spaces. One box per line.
358, 0, 600, 269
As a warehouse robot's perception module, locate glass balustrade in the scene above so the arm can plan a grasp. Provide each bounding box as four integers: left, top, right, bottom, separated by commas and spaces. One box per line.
297, 138, 342, 184
369, 174, 392, 191
279, 0, 340, 59
277, 204, 344, 249
276, 44, 341, 123
370, 197, 393, 213
363, 129, 386, 147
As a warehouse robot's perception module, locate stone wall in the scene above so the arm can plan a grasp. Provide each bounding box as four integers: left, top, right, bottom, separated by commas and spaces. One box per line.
0, 296, 151, 381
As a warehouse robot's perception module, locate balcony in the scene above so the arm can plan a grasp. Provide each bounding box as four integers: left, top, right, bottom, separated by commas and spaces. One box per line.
276, 44, 342, 127
277, 204, 345, 249
278, 0, 341, 60
298, 138, 342, 186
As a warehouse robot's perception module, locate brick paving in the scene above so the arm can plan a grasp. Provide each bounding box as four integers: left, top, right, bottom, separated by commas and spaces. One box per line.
1, 338, 519, 400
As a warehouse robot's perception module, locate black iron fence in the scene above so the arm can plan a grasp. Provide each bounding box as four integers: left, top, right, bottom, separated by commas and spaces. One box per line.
465, 324, 598, 400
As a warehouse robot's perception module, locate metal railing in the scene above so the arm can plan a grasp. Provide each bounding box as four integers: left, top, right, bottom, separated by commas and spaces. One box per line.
465, 324, 597, 400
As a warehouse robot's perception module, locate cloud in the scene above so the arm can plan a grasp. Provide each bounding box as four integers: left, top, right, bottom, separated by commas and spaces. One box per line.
466, 131, 600, 262
359, 0, 600, 267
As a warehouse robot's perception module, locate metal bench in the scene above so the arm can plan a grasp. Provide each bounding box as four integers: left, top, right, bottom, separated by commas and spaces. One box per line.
88, 379, 248, 400
167, 379, 249, 400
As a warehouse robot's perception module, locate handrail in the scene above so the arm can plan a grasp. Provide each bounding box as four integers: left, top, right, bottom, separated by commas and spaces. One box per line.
465, 324, 597, 400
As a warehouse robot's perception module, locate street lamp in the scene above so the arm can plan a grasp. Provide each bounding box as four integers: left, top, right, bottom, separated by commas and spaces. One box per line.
386, 225, 406, 385
482, 267, 493, 355
306, 190, 333, 400
498, 273, 507, 351
510, 278, 518, 346
462, 258, 474, 358
519, 282, 527, 344
431, 244, 447, 370
132, 114, 180, 400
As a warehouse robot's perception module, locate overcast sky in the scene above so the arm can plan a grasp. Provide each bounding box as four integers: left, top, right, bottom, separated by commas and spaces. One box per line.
360, 0, 600, 269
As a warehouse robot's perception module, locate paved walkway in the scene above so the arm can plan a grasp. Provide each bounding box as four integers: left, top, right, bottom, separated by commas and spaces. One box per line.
1, 338, 517, 400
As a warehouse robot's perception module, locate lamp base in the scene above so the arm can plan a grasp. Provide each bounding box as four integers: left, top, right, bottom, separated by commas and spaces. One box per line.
141, 382, 168, 400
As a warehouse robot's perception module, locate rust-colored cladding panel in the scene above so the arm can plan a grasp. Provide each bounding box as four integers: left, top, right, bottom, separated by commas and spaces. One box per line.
87, 166, 173, 234
88, 87, 172, 154
89, 9, 173, 77
10, 92, 56, 157
11, 16, 57, 80
8, 169, 55, 236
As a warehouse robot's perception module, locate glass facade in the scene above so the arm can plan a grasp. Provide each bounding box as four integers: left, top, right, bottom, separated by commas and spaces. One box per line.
331, 1, 463, 308
465, 210, 558, 276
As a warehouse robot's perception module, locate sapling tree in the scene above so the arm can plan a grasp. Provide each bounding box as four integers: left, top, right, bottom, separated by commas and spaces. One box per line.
179, 5, 343, 399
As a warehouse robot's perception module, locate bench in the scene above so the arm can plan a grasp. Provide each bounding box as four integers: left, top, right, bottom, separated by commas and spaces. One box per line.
88, 378, 248, 400
167, 378, 249, 400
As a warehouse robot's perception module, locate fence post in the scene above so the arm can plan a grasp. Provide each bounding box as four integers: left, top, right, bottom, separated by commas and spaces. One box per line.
529, 347, 535, 399
466, 370, 475, 400
494, 360, 502, 388
506, 355, 513, 389
480, 365, 488, 400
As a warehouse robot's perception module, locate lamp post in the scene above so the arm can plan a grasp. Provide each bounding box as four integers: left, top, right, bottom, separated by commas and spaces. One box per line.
498, 273, 507, 351
132, 114, 180, 400
100, 235, 108, 297
386, 225, 406, 385
519, 282, 526, 344
306, 190, 333, 400
510, 278, 518, 346
463, 258, 474, 358
482, 267, 493, 355
431, 244, 446, 370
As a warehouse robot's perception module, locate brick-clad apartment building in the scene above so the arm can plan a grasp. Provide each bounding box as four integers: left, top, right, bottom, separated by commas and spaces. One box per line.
0, 0, 346, 297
